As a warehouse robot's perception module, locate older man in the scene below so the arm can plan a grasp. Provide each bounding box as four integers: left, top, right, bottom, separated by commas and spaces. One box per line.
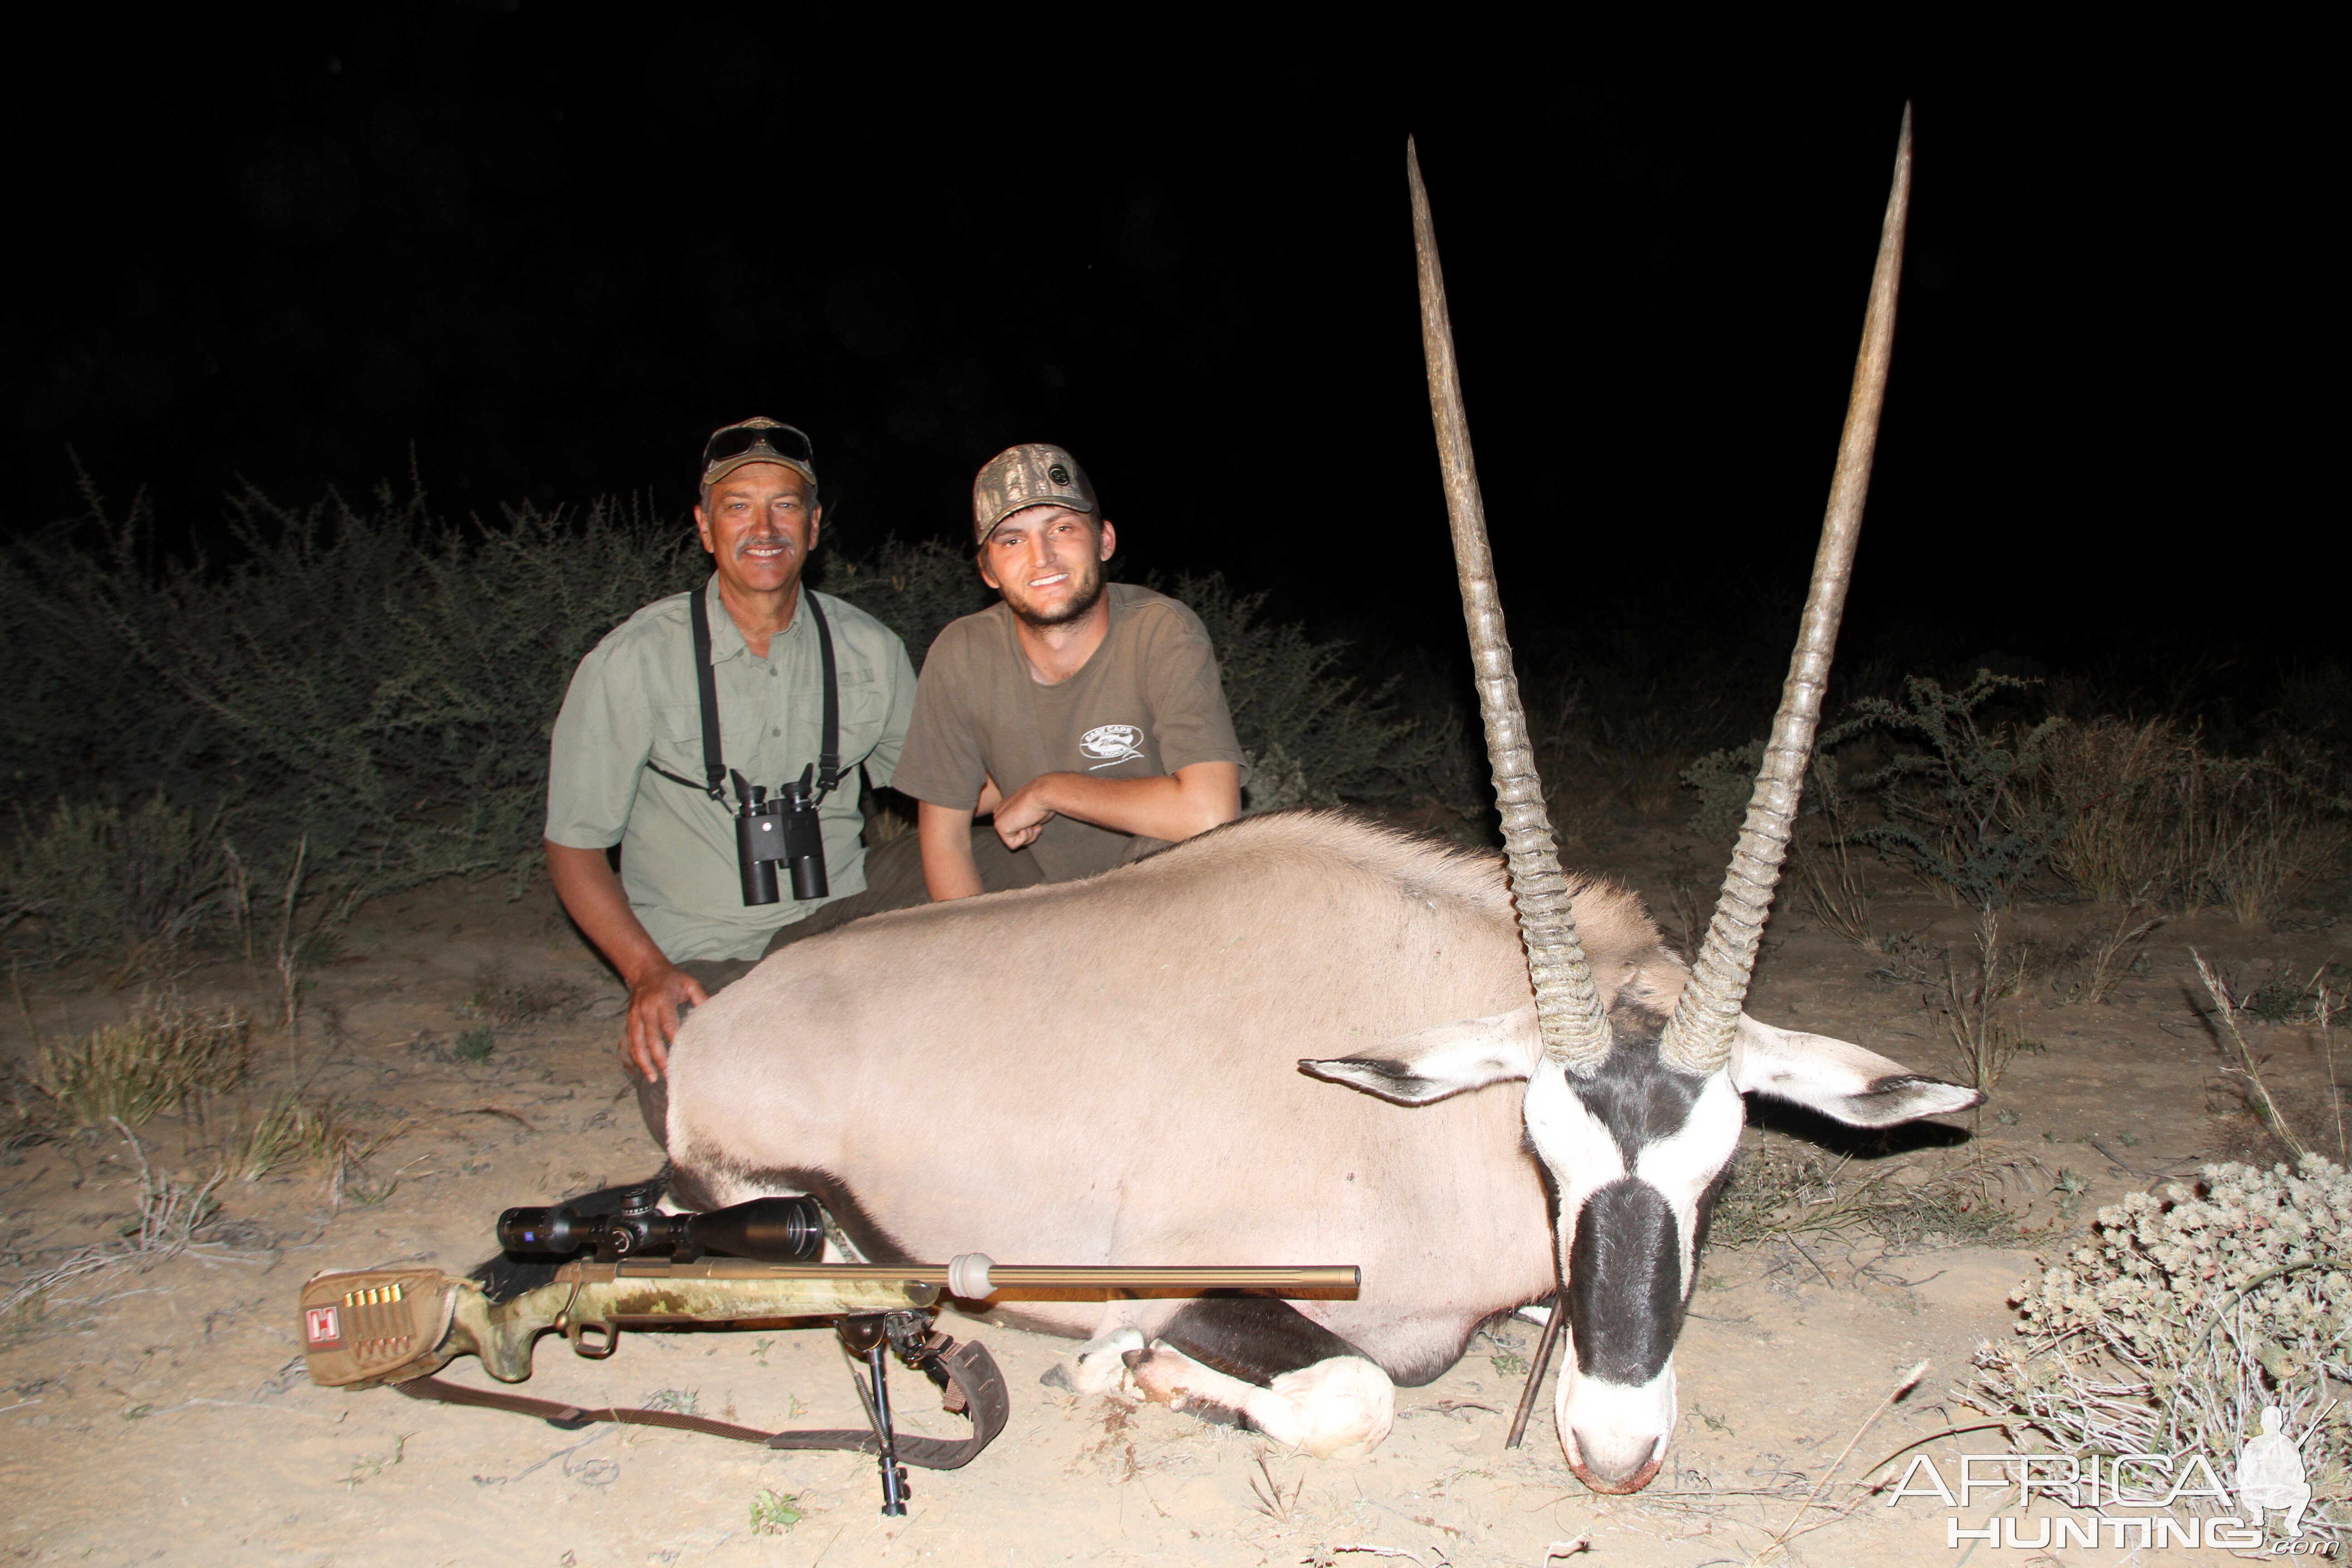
544, 418, 916, 1087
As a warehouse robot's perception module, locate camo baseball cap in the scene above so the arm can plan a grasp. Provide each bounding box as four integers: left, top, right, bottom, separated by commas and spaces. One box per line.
701, 417, 817, 492
972, 443, 1097, 546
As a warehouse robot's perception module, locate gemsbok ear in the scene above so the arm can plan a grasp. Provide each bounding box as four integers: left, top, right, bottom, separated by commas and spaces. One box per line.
1300, 1006, 1542, 1105
1729, 1016, 1985, 1126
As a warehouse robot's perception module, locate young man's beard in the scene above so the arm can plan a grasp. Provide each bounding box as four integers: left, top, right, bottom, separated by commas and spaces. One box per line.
1006, 560, 1106, 629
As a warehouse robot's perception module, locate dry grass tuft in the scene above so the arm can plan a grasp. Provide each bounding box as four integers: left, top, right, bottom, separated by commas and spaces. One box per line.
2053, 906, 2163, 1005
34, 995, 251, 1128
1793, 827, 1877, 952
1710, 1141, 2039, 1252
2043, 717, 2349, 924
221, 1089, 406, 1205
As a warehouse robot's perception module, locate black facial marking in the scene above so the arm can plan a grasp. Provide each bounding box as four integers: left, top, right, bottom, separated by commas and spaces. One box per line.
1568, 1178, 1683, 1386
1152, 1296, 1368, 1389
1573, 1009, 1710, 1166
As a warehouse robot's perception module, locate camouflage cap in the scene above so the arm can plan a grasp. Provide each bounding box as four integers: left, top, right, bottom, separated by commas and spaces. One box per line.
701, 417, 817, 492
972, 443, 1097, 546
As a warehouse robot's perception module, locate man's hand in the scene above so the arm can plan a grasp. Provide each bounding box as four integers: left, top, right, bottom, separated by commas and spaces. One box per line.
547, 839, 707, 1082
623, 962, 708, 1081
990, 777, 1057, 850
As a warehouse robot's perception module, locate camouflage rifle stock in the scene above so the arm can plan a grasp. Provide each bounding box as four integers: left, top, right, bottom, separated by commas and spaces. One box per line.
298, 1254, 1361, 1388
298, 1254, 1360, 1515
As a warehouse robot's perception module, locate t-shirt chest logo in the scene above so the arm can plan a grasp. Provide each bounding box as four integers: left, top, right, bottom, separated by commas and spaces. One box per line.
1079, 723, 1146, 770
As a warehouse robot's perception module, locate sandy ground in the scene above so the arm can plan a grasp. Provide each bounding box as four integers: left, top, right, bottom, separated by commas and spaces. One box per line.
3, 828, 2345, 1567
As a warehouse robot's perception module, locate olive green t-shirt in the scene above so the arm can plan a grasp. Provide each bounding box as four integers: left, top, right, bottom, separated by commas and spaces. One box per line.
892, 583, 1247, 883
545, 579, 917, 962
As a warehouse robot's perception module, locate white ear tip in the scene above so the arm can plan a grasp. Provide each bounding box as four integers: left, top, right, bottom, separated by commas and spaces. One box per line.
947, 1252, 996, 1299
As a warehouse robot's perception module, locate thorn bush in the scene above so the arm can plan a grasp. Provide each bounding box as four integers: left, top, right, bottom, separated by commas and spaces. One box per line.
1844, 671, 2069, 912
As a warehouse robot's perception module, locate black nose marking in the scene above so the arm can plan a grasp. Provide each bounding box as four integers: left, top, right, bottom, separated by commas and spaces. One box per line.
1568, 1178, 1682, 1386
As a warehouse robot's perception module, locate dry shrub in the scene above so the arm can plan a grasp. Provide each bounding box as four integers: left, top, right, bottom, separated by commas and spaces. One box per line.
1, 794, 233, 967
1961, 1158, 2352, 1538
2043, 717, 2349, 923
2043, 717, 2195, 902
112, 1118, 224, 1252
1929, 911, 2041, 1092
34, 995, 251, 1128
2051, 907, 2163, 1005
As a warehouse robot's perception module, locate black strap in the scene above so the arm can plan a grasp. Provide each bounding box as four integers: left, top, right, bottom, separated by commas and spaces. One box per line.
393, 1334, 1009, 1471
804, 591, 841, 795
659, 583, 841, 806
687, 584, 726, 800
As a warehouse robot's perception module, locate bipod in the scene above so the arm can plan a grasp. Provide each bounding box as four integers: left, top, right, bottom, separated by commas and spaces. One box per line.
838, 1309, 943, 1515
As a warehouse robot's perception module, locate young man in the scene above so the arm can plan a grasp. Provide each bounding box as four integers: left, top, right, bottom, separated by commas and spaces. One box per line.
544, 418, 916, 1086
892, 443, 1245, 897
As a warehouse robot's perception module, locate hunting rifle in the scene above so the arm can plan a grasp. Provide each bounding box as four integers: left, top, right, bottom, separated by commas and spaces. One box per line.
298, 1192, 1358, 1516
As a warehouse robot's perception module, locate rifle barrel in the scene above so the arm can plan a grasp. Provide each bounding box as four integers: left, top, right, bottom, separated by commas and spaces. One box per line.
612, 1259, 1360, 1297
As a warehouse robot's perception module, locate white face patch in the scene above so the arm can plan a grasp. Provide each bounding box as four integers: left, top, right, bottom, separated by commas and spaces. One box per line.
1557, 1359, 1677, 1488
1522, 1058, 1744, 1300
1631, 1073, 1745, 1296
1521, 1058, 1627, 1210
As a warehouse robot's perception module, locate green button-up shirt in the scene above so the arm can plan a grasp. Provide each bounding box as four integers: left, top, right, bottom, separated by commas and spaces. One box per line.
546, 577, 917, 961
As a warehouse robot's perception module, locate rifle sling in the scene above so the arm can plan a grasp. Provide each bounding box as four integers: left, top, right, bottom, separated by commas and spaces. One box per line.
392, 1334, 1009, 1470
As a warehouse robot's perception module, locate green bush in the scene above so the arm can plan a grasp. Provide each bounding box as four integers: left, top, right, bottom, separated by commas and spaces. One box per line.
1165, 573, 1439, 809
2, 483, 700, 942
3, 484, 1445, 952
818, 537, 991, 668
1844, 671, 2069, 911
2, 795, 233, 964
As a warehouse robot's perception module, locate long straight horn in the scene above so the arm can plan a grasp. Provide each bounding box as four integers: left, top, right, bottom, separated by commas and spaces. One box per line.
1408, 137, 1613, 1071
1658, 106, 1914, 1076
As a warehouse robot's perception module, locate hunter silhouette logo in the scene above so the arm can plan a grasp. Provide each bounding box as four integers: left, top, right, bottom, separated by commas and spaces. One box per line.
2239, 1406, 2313, 1539
1079, 724, 1145, 769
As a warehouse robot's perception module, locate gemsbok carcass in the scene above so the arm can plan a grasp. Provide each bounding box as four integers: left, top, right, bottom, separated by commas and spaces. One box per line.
662, 108, 1975, 1494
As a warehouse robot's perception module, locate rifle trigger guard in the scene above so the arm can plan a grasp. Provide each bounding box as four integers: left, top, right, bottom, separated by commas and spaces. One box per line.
568, 1319, 618, 1359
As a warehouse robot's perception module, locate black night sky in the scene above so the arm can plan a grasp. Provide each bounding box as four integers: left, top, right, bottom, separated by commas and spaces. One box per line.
1, 15, 2329, 672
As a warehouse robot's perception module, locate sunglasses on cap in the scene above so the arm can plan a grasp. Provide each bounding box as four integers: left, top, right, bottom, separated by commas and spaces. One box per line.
702, 422, 815, 469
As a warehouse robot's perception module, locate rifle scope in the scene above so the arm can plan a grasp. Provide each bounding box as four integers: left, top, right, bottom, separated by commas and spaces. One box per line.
497, 1192, 825, 1264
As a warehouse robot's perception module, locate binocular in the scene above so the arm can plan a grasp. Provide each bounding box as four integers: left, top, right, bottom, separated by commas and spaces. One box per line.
737, 763, 828, 905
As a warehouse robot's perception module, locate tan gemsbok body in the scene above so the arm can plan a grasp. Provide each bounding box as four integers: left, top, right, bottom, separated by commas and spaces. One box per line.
664, 111, 1976, 1490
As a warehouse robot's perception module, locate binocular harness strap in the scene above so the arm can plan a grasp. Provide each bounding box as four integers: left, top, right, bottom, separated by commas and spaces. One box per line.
647, 584, 842, 806
392, 1332, 1009, 1470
